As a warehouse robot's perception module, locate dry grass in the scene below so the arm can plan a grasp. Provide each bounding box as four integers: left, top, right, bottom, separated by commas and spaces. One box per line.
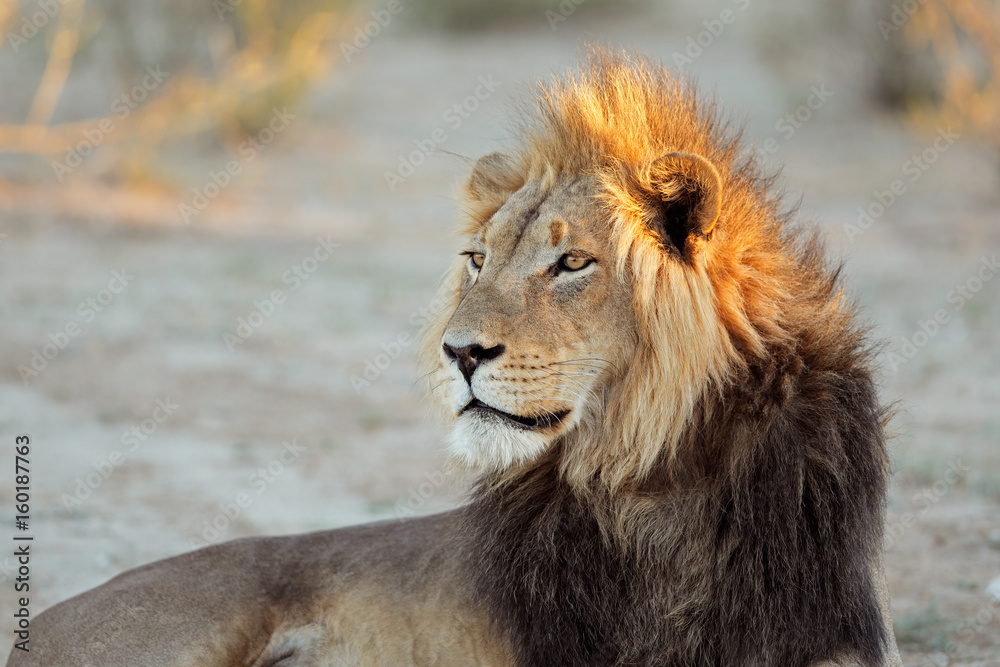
904, 0, 1000, 158
0, 0, 362, 182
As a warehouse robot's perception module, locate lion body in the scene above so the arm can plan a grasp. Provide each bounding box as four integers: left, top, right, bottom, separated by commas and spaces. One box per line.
7, 52, 901, 666
13, 514, 507, 666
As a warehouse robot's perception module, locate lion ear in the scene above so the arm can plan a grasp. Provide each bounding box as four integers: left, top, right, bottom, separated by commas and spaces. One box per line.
647, 152, 721, 259
466, 152, 524, 202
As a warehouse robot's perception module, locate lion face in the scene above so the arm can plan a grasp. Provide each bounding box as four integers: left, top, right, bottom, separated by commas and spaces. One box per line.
437, 173, 635, 470
423, 144, 728, 479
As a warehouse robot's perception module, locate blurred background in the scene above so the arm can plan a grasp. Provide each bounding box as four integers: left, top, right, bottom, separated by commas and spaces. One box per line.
0, 0, 998, 662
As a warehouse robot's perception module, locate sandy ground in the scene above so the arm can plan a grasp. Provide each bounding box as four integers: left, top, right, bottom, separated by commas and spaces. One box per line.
1, 1, 998, 664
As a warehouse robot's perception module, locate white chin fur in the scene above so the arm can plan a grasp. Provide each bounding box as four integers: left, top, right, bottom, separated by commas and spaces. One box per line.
446, 412, 551, 471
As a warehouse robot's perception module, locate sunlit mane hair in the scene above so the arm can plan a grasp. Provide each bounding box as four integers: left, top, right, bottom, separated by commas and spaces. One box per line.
421, 50, 852, 490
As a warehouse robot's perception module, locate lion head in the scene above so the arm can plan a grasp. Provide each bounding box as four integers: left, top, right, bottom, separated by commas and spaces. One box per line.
421, 51, 831, 490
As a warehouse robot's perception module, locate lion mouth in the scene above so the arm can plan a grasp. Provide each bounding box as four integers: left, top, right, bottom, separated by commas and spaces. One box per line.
462, 399, 569, 430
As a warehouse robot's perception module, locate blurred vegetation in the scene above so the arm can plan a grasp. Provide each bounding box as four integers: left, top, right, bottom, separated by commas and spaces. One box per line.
874, 0, 1000, 160
0, 0, 364, 183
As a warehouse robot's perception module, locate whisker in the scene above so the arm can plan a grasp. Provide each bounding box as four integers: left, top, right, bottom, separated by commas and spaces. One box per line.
548, 358, 621, 374
532, 374, 592, 390
409, 370, 439, 392
519, 383, 590, 407
538, 371, 595, 381
427, 380, 452, 394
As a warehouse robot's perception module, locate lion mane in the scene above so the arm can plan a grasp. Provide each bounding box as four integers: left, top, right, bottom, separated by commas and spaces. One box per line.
423, 51, 891, 666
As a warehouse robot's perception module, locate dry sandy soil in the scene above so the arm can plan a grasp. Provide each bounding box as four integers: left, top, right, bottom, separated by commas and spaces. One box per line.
0, 2, 998, 664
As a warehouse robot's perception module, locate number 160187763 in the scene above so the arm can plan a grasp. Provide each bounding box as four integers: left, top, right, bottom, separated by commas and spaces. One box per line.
15, 435, 30, 530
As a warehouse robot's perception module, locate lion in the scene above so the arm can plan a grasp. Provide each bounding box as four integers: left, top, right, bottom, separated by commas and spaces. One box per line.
7, 51, 902, 667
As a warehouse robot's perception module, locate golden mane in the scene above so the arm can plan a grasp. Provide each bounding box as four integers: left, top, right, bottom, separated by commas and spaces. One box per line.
423, 49, 853, 490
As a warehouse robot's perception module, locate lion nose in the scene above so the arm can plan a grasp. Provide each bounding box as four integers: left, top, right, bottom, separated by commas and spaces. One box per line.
442, 342, 506, 386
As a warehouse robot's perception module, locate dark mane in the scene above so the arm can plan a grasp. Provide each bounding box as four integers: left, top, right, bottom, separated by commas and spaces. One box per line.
463, 329, 889, 664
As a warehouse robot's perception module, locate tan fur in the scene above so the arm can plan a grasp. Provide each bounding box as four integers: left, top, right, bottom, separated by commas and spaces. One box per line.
7, 50, 900, 666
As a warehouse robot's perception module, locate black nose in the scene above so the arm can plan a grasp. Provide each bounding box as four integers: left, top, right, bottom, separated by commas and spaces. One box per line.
443, 342, 505, 385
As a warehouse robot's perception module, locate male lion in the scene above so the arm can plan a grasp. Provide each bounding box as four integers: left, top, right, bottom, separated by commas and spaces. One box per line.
8, 52, 901, 666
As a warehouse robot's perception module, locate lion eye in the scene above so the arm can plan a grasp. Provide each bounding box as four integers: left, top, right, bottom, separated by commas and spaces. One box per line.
470, 252, 485, 269
559, 254, 592, 271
